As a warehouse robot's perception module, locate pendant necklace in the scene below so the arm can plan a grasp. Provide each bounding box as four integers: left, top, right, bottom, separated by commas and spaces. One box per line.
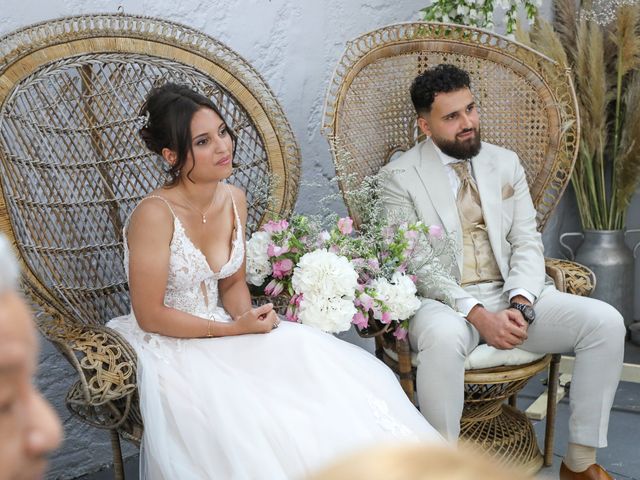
180, 188, 218, 224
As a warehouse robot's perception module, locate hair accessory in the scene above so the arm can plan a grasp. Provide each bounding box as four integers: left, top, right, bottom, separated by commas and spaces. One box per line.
135, 111, 150, 129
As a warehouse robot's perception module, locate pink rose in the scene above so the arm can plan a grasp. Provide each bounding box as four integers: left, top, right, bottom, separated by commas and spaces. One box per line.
292, 293, 303, 306
429, 224, 444, 239
358, 292, 374, 311
352, 311, 369, 330
272, 258, 294, 279
367, 258, 380, 271
263, 219, 289, 233
285, 301, 299, 322
351, 258, 366, 269
337, 217, 353, 235
267, 243, 290, 257
393, 326, 408, 340
264, 279, 284, 297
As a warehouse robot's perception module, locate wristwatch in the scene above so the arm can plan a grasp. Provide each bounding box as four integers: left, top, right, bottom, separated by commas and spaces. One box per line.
510, 302, 535, 325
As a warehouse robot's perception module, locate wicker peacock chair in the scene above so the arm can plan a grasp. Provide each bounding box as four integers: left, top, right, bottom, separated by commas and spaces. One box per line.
323, 23, 595, 473
0, 14, 300, 479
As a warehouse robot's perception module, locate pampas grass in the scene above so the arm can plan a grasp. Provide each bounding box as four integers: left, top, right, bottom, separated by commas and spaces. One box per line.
526, 1, 640, 230
553, 0, 578, 65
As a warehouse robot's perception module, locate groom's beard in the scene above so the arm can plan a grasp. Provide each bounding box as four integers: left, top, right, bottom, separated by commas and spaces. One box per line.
432, 127, 482, 160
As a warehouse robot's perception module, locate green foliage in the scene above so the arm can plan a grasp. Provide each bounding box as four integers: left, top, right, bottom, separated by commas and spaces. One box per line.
420, 0, 541, 34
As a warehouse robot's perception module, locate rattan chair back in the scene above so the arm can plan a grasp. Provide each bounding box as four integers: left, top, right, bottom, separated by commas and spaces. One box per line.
323, 22, 579, 230
0, 15, 300, 328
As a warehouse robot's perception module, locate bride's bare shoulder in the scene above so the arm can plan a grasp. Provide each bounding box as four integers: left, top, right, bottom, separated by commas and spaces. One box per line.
128, 193, 175, 242
225, 183, 246, 202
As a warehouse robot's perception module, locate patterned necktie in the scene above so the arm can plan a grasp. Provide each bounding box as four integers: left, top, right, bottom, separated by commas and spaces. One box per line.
450, 161, 480, 207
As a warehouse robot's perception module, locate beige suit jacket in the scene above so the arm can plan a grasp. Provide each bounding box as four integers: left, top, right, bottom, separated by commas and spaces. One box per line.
380, 138, 547, 305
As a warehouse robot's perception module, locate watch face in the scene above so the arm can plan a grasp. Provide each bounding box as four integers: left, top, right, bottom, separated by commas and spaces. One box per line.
512, 303, 535, 323
523, 305, 535, 322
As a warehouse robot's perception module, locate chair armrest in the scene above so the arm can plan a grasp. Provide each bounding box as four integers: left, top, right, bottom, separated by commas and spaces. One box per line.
544, 257, 596, 297
37, 313, 138, 429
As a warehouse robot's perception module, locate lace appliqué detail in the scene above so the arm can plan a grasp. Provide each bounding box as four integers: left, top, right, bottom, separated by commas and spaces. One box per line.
367, 395, 418, 440
113, 186, 243, 361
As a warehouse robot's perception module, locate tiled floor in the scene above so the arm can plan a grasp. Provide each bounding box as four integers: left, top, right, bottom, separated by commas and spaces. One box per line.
77, 340, 640, 480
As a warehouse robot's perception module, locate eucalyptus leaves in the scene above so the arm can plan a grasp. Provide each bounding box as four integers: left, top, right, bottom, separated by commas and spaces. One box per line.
421, 0, 541, 34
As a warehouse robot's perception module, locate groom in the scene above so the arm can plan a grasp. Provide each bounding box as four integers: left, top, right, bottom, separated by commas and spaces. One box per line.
380, 64, 625, 479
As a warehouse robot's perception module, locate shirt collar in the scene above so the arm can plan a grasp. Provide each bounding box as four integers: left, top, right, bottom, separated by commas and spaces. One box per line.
430, 139, 466, 166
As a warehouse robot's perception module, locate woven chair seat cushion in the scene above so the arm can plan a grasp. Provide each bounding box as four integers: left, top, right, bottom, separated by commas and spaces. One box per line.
383, 344, 545, 370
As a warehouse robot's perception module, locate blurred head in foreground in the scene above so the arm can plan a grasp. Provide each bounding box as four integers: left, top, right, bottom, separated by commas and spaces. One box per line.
306, 443, 532, 480
0, 234, 62, 480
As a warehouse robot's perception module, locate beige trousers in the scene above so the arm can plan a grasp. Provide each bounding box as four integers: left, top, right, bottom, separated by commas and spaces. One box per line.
409, 282, 625, 446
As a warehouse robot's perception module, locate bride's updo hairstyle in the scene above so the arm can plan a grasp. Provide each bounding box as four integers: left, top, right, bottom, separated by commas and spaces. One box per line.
138, 83, 237, 186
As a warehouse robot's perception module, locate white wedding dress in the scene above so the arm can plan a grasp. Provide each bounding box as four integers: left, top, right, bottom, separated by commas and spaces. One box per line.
108, 190, 441, 480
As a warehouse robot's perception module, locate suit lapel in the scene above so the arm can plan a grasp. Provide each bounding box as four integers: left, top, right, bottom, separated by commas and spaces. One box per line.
471, 149, 503, 270
413, 141, 463, 275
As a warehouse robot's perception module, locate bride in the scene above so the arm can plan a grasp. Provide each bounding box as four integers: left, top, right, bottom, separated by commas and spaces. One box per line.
108, 83, 441, 480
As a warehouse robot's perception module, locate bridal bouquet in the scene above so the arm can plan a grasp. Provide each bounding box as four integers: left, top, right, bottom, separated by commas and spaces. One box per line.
246, 214, 323, 295
246, 213, 453, 336
346, 220, 448, 340
246, 214, 360, 333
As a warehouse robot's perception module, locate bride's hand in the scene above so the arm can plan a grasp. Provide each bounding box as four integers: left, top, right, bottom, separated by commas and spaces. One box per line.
234, 303, 279, 334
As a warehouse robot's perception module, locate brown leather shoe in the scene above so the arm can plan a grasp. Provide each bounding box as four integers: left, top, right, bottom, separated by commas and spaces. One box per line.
560, 462, 614, 480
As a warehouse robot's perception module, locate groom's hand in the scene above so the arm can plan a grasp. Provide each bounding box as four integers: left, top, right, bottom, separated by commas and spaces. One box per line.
467, 305, 528, 350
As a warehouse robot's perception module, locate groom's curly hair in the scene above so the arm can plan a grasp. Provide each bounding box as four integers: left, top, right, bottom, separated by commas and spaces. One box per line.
410, 64, 471, 116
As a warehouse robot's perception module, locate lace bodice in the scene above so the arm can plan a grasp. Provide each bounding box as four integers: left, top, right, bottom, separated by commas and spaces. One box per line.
123, 184, 244, 323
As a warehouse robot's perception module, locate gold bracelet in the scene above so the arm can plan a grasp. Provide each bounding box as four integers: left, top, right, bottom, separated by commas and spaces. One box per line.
206, 319, 215, 338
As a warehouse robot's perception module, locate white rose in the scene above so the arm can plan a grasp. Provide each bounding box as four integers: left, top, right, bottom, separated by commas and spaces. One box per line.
292, 249, 358, 299
245, 231, 272, 286
292, 249, 359, 333
298, 294, 356, 334
370, 273, 422, 321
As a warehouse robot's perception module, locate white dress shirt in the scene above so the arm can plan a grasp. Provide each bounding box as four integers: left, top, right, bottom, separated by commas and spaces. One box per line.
431, 143, 535, 316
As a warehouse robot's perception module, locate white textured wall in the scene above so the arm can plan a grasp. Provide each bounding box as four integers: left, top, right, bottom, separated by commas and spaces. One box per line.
1, 1, 638, 478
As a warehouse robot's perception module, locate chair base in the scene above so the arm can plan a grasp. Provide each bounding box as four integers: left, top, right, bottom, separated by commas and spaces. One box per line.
461, 403, 544, 475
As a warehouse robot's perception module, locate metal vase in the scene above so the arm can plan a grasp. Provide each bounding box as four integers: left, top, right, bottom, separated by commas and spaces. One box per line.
560, 229, 640, 327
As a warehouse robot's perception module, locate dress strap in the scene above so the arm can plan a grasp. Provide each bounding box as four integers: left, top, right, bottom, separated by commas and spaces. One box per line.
143, 195, 178, 218
224, 184, 241, 225
122, 195, 177, 240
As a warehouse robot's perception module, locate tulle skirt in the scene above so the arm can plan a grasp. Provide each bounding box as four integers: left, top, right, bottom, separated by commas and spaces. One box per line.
108, 316, 442, 480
